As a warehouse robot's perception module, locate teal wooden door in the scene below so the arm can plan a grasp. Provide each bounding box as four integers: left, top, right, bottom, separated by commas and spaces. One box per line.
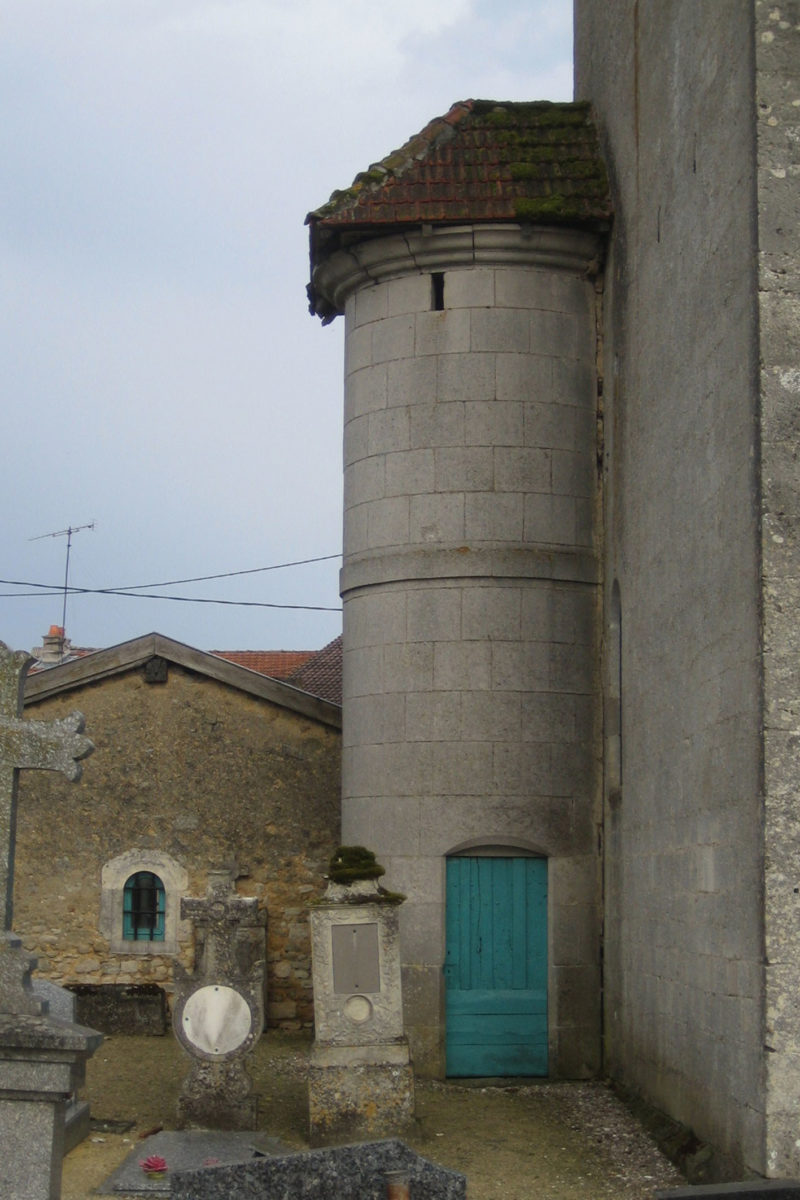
445, 856, 548, 1076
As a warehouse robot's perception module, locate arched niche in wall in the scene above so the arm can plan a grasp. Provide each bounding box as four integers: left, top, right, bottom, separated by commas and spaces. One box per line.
100, 849, 188, 956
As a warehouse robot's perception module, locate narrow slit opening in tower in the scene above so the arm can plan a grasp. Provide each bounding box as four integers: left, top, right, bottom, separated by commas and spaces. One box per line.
431, 272, 445, 311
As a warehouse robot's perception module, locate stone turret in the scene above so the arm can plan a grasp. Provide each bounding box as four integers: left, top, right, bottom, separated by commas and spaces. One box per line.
308, 100, 610, 1077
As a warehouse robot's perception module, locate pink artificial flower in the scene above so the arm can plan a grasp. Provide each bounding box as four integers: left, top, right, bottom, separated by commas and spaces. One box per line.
140, 1155, 168, 1174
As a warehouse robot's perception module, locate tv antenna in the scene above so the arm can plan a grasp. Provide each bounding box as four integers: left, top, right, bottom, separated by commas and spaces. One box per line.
29, 521, 96, 645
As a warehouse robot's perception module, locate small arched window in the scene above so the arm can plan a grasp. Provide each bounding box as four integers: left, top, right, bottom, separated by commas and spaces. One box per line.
122, 872, 166, 942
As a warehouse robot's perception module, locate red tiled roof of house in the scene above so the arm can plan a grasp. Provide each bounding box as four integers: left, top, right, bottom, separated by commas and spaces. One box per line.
211, 650, 315, 679
285, 635, 342, 705
307, 100, 611, 306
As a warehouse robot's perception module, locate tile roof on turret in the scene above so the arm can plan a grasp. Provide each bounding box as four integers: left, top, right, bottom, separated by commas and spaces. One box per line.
307, 99, 611, 314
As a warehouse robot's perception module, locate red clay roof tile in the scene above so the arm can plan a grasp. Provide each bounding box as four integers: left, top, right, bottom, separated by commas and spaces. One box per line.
285, 635, 342, 705
211, 650, 315, 679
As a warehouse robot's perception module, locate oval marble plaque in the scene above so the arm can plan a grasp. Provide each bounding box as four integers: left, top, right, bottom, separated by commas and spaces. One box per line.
182, 985, 252, 1056
343, 994, 373, 1024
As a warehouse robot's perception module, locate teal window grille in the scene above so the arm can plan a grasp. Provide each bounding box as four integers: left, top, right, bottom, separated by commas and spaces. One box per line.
122, 872, 166, 942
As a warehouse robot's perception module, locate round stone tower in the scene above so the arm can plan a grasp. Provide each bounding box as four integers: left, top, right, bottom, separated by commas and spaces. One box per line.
308, 100, 611, 1078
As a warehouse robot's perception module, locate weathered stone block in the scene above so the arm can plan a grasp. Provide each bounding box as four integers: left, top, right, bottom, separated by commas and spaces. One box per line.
353, 284, 388, 327
347, 363, 388, 419
409, 493, 466, 542
415, 309, 470, 357
383, 642, 434, 692
345, 456, 385, 506
385, 448, 435, 497
429, 742, 492, 796
464, 399, 524, 447
386, 273, 431, 316
345, 324, 372, 374
431, 638, 492, 690
461, 692, 521, 742
490, 641, 549, 690
523, 492, 576, 545
434, 445, 494, 491
437, 351, 497, 404
494, 445, 552, 493
409, 401, 465, 450
444, 267, 495, 309
406, 588, 462, 642
470, 307, 530, 353
366, 496, 410, 547
464, 492, 524, 541
372, 315, 416, 365
387, 356, 436, 408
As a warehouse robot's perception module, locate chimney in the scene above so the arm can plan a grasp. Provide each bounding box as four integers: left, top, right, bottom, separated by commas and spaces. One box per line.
34, 625, 70, 665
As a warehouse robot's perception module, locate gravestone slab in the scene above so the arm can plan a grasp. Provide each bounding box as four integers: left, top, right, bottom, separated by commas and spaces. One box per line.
170, 1137, 466, 1200
98, 1129, 290, 1195
655, 1184, 800, 1198
173, 868, 266, 1129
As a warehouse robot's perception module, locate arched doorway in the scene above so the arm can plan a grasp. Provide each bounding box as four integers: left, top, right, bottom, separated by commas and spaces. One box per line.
445, 851, 548, 1076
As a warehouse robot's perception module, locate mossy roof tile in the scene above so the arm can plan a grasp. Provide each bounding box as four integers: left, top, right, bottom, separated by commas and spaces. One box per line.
307, 99, 611, 240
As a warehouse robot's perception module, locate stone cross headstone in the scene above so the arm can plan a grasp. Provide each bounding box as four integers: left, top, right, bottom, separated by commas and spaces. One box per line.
0, 640, 93, 935
0, 640, 101, 1200
172, 867, 267, 1130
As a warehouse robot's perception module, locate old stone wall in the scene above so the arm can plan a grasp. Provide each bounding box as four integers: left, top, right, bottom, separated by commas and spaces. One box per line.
334, 228, 604, 1077
756, 0, 800, 1178
16, 663, 340, 1029
575, 0, 765, 1176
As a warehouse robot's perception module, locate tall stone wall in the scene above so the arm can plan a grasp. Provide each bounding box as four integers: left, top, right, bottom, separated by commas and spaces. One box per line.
755, 0, 800, 1177
575, 0, 766, 1175
16, 665, 341, 1029
333, 226, 604, 1076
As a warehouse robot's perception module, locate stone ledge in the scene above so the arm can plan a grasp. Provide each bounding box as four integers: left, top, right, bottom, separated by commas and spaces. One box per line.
341, 544, 600, 594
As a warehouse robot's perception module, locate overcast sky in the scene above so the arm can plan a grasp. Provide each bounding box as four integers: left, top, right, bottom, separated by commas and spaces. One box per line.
1, 1, 572, 657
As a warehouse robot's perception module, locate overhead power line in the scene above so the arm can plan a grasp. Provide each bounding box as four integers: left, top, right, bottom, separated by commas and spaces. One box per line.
0, 580, 341, 611
105, 553, 342, 592
0, 553, 343, 611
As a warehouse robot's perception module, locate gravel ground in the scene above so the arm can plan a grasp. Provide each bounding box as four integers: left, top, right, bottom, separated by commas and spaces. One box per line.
61, 1032, 685, 1199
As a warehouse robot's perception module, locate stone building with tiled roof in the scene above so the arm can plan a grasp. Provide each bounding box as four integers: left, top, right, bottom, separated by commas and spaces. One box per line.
18, 634, 341, 1031
307, 10, 800, 1178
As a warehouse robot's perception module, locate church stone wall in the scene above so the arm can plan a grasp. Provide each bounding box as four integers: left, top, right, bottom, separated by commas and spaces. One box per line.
576, 0, 766, 1175
755, 1, 800, 1177
336, 230, 604, 1077
17, 665, 340, 1028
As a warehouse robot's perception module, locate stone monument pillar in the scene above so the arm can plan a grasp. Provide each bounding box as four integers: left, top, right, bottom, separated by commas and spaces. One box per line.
308, 847, 415, 1145
172, 867, 266, 1130
0, 640, 101, 1200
